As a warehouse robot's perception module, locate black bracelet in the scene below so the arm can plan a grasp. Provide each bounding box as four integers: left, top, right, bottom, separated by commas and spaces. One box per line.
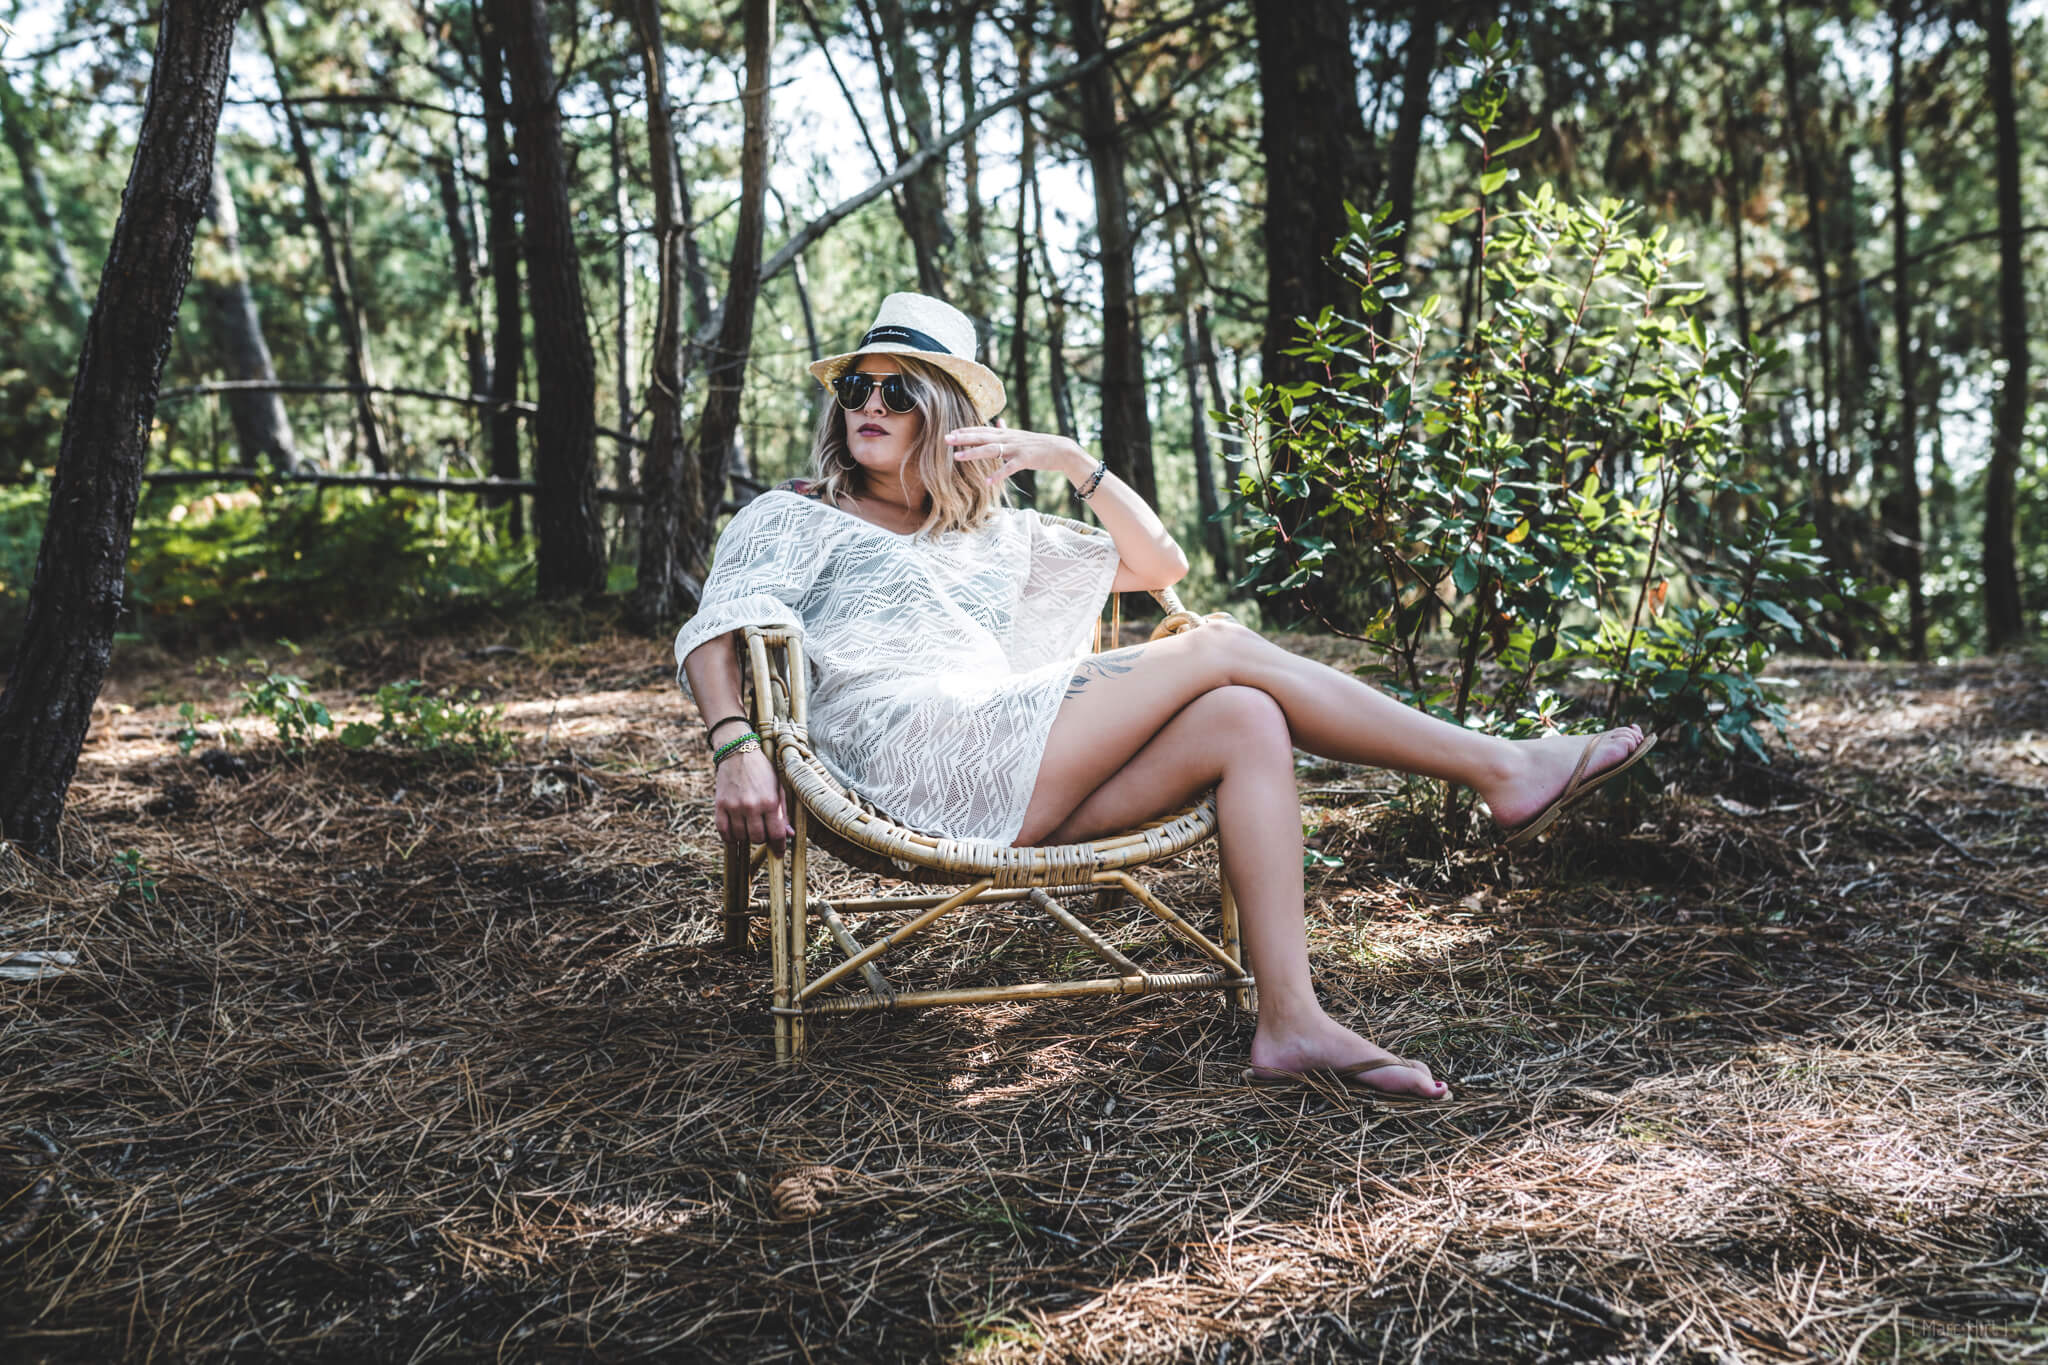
1076, 460, 1108, 500
704, 714, 752, 750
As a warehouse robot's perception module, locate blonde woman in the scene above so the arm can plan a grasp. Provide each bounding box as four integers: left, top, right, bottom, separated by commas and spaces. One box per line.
675, 293, 1655, 1101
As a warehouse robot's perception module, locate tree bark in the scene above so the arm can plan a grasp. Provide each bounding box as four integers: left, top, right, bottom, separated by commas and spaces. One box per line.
256, 1, 387, 472
1982, 0, 2028, 650
1252, 0, 1371, 394
1065, 0, 1156, 508
626, 0, 700, 629
476, 1, 525, 539
1383, 6, 1436, 278
491, 0, 605, 597
0, 0, 244, 858
0, 61, 89, 332
957, 2, 989, 332
199, 157, 298, 472
1008, 2, 1038, 506
1884, 0, 1926, 660
1181, 303, 1229, 581
867, 0, 951, 296
433, 156, 490, 412
691, 0, 777, 573
606, 79, 638, 557
1779, 0, 1840, 565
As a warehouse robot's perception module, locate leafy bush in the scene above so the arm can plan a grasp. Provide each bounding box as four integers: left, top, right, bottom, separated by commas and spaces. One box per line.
338, 680, 513, 764
1230, 25, 1858, 768
0, 477, 533, 659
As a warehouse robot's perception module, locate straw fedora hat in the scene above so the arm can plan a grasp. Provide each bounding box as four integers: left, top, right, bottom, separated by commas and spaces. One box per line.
808, 292, 1007, 422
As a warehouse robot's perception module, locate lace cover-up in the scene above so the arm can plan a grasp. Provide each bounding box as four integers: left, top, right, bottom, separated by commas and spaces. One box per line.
672, 489, 1122, 846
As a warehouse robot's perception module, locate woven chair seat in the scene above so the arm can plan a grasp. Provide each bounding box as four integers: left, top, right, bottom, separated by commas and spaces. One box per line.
767, 727, 1218, 889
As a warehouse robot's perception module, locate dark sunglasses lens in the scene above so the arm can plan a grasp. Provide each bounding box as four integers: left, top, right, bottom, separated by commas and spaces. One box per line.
879, 375, 917, 412
833, 373, 873, 410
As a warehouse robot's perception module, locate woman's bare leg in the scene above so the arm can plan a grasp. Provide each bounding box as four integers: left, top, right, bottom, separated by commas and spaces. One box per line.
1016, 618, 1644, 846
1037, 685, 1447, 1099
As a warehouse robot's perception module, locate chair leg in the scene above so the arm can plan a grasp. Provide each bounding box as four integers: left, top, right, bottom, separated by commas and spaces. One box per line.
722, 838, 752, 950
786, 805, 809, 1058
769, 836, 792, 1061
1219, 873, 1252, 1012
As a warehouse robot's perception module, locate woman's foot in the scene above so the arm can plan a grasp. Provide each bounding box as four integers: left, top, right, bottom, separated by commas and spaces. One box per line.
1248, 1015, 1451, 1100
1478, 725, 1647, 833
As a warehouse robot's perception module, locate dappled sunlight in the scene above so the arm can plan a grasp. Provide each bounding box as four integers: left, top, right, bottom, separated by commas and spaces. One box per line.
9, 629, 2046, 1360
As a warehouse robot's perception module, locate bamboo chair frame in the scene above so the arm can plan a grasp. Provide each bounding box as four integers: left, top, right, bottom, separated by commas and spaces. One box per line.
719, 541, 1254, 1060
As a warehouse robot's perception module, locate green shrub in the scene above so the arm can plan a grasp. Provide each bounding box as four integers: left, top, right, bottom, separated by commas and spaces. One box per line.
0, 477, 533, 659
1230, 25, 1859, 771
338, 680, 513, 764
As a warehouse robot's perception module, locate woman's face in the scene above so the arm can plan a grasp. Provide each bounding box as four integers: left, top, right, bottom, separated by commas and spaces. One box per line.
840, 353, 923, 487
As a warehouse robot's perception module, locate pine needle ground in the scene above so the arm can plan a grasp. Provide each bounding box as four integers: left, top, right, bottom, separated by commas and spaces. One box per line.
4, 612, 2045, 1362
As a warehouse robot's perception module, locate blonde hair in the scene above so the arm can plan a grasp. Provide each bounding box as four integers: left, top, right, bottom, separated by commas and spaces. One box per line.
809, 355, 1006, 535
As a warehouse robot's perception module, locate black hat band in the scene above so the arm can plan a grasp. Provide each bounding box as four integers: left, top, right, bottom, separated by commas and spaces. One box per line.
860, 324, 950, 355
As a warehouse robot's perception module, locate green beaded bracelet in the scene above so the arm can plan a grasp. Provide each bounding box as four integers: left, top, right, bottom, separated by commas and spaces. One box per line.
713, 731, 761, 765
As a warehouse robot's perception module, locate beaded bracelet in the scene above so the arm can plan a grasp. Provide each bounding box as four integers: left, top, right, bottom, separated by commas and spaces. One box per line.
704, 713, 751, 750
1076, 460, 1109, 500
713, 731, 762, 765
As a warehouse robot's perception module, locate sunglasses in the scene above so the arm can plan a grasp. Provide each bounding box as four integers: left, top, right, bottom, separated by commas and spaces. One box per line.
832, 370, 920, 414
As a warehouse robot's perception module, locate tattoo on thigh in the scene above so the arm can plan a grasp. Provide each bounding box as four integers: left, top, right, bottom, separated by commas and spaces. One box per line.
1065, 645, 1144, 700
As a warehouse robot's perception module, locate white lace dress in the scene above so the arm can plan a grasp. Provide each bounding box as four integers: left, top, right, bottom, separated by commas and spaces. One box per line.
672, 489, 1123, 847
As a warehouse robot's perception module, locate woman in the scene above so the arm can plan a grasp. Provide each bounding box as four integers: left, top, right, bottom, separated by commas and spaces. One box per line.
676, 293, 1654, 1102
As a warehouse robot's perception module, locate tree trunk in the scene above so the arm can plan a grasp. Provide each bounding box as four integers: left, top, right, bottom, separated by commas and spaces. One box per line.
1721, 80, 1752, 343
256, 1, 387, 472
626, 0, 700, 629
866, 0, 951, 297
1982, 0, 2028, 650
607, 80, 638, 558
1008, 5, 1037, 506
1181, 303, 1229, 581
1779, 0, 1840, 567
491, 0, 605, 597
957, 2, 989, 333
1252, 0, 1370, 393
691, 0, 777, 565
1884, 0, 1925, 660
1383, 7, 1437, 276
0, 0, 243, 858
434, 155, 490, 414
0, 62, 89, 332
1065, 0, 1156, 508
200, 158, 298, 472
477, 3, 525, 539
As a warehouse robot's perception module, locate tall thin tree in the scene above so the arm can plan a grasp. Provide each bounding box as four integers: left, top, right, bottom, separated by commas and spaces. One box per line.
200, 157, 298, 472
1065, 0, 1156, 507
492, 0, 605, 596
1981, 0, 2028, 649
1885, 0, 1926, 659
0, 0, 245, 857
256, 2, 388, 472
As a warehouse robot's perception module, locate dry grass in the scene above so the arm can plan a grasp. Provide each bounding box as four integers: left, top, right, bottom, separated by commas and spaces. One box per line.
3, 610, 2045, 1362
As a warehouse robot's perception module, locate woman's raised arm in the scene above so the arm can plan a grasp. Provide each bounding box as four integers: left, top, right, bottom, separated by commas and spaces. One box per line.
947, 425, 1189, 591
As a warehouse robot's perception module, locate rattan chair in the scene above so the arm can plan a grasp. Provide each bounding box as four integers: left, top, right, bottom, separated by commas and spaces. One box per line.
718, 523, 1255, 1060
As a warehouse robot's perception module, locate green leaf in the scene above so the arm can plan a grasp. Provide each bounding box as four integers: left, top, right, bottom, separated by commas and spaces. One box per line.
1437, 204, 1479, 226
1479, 169, 1510, 195
1494, 128, 1542, 156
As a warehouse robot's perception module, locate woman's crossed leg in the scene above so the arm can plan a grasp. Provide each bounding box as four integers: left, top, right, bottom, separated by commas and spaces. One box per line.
1010, 620, 1650, 1097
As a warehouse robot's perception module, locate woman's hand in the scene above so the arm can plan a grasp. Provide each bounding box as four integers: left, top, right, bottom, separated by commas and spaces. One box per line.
714, 747, 792, 855
945, 424, 1093, 487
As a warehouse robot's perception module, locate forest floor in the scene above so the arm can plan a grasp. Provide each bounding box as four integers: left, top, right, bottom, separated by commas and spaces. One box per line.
3, 606, 2046, 1364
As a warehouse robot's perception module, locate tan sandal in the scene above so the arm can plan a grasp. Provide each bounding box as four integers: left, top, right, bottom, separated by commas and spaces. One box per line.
1240, 1056, 1450, 1103
1500, 731, 1660, 848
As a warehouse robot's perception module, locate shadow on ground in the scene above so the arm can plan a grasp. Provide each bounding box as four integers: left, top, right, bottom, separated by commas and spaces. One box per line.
3, 618, 2045, 1362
